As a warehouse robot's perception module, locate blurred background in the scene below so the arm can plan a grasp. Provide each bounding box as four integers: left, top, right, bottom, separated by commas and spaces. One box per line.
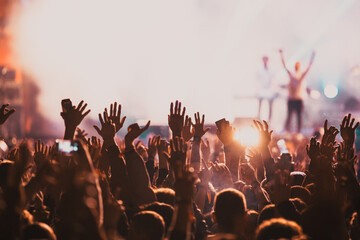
1, 0, 360, 139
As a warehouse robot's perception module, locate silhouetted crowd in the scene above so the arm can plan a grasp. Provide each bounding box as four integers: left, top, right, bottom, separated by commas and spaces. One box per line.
0, 100, 360, 240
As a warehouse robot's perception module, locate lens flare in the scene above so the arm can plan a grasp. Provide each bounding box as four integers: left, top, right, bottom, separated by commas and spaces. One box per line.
234, 127, 259, 146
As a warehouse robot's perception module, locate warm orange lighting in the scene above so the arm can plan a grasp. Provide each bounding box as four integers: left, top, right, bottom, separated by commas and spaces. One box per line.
234, 127, 260, 146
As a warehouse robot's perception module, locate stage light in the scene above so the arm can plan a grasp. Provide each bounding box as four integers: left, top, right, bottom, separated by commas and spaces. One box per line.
310, 90, 321, 99
234, 127, 259, 146
324, 84, 338, 99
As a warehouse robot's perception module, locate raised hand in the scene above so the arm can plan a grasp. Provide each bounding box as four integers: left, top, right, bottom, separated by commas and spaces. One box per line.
320, 120, 338, 160
61, 100, 90, 129
33, 191, 50, 222
247, 148, 262, 169
198, 158, 213, 185
253, 120, 273, 148
181, 115, 194, 142
34, 140, 49, 170
157, 138, 169, 156
168, 101, 186, 137
162, 137, 188, 178
322, 120, 339, 146
247, 148, 265, 182
268, 170, 291, 205
147, 135, 160, 159
311, 51, 316, 60
87, 136, 103, 168
0, 104, 15, 125
336, 142, 356, 167
157, 138, 170, 170
107, 102, 126, 133
7, 147, 19, 161
340, 113, 359, 147
216, 120, 234, 147
210, 162, 233, 190
124, 121, 150, 148
169, 137, 187, 168
239, 163, 257, 185
200, 139, 211, 163
306, 137, 320, 161
192, 112, 210, 138
94, 110, 116, 141
76, 128, 88, 142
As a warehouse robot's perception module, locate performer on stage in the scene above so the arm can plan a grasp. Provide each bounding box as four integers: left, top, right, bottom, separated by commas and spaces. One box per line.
257, 56, 277, 122
279, 49, 315, 133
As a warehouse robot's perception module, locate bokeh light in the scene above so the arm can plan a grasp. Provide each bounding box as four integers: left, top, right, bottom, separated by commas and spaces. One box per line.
324, 84, 338, 99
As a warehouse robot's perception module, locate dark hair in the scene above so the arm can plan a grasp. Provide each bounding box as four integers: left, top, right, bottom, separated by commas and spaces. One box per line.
302, 201, 347, 240
290, 186, 311, 205
290, 198, 307, 213
258, 204, 276, 225
256, 218, 304, 240
155, 188, 175, 206
214, 188, 247, 233
129, 210, 165, 240
21, 222, 57, 240
0, 160, 14, 189
141, 202, 174, 233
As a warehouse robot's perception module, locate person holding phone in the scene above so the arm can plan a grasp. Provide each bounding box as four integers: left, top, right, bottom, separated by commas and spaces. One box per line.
279, 49, 315, 133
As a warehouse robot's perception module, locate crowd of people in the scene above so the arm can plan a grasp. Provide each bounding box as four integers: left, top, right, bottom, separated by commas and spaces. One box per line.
0, 99, 360, 240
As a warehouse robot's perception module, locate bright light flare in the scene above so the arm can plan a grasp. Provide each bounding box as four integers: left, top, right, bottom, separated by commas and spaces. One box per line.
234, 127, 260, 146
324, 84, 338, 99
310, 90, 321, 99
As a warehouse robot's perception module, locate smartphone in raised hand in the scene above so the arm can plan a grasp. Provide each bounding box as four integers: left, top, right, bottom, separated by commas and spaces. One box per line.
61, 99, 72, 113
215, 118, 226, 129
56, 139, 79, 156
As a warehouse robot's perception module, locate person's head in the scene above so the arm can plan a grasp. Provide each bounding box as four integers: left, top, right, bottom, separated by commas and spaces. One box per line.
21, 222, 57, 240
256, 218, 304, 240
0, 160, 14, 189
155, 188, 175, 206
290, 198, 307, 213
127, 211, 165, 240
258, 204, 276, 225
244, 210, 259, 240
290, 186, 311, 205
213, 189, 247, 234
262, 56, 269, 68
302, 201, 347, 240
141, 202, 174, 234
295, 62, 301, 72
290, 171, 306, 186
275, 153, 294, 171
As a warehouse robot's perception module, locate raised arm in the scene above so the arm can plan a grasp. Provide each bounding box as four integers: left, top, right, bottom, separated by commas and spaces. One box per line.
168, 100, 186, 138
0, 104, 15, 125
93, 107, 130, 203
300, 51, 316, 80
61, 100, 91, 140
124, 121, 156, 206
279, 49, 292, 77
190, 112, 210, 172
